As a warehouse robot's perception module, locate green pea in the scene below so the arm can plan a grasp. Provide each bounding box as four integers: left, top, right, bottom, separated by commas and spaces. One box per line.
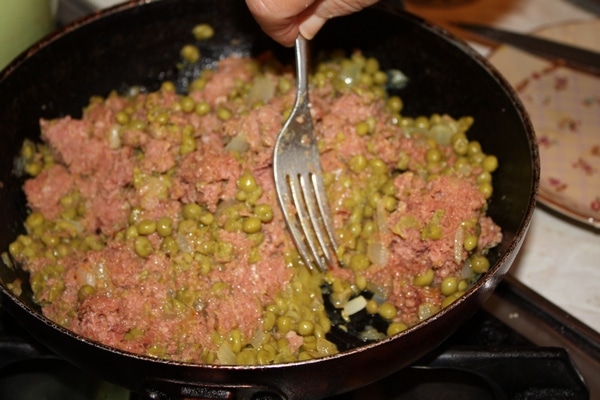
216, 106, 232, 121
451, 133, 469, 155
180, 96, 195, 113
440, 276, 458, 296
237, 172, 257, 192
479, 182, 493, 199
355, 121, 370, 136
242, 217, 262, 234
425, 148, 443, 164
134, 236, 153, 258
276, 316, 294, 335
387, 322, 407, 336
160, 236, 179, 255
78, 285, 96, 301
442, 291, 464, 308
358, 72, 373, 87
297, 320, 314, 336
373, 70, 387, 85
482, 155, 499, 173
378, 302, 397, 320
413, 268, 434, 286
180, 44, 200, 63
277, 77, 292, 94
467, 141, 482, 156
183, 203, 203, 220
476, 171, 492, 185
254, 204, 273, 223
396, 152, 410, 170
156, 217, 173, 237
115, 111, 130, 125
366, 299, 378, 315
137, 219, 156, 236
471, 255, 490, 274
160, 81, 175, 92
192, 23, 214, 40
369, 158, 388, 175
24, 161, 42, 176
349, 253, 370, 271
386, 96, 403, 113
125, 225, 139, 240
364, 57, 380, 74
349, 154, 367, 173
199, 212, 214, 226
25, 212, 44, 229
379, 195, 396, 212
463, 235, 478, 252
195, 101, 211, 116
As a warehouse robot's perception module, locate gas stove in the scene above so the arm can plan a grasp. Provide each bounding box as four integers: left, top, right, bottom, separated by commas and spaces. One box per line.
1, 275, 598, 400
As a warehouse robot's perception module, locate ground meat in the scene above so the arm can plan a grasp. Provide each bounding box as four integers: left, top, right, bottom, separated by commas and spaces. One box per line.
10, 50, 502, 365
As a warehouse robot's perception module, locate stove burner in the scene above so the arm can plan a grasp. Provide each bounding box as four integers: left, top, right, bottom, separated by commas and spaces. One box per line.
0, 277, 597, 400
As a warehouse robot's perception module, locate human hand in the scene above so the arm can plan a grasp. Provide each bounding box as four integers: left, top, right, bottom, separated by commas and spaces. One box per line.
245, 0, 380, 46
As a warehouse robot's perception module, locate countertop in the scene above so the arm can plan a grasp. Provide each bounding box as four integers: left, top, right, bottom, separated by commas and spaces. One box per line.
82, 0, 600, 334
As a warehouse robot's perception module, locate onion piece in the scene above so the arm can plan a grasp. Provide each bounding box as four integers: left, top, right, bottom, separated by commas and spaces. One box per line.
247, 75, 275, 104
224, 134, 249, 153
359, 325, 386, 341
368, 203, 390, 266
454, 225, 465, 264
367, 237, 389, 266
217, 343, 236, 365
343, 295, 367, 317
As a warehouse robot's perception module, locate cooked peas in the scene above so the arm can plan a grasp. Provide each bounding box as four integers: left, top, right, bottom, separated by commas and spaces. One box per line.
156, 217, 173, 237
387, 322, 407, 336
378, 302, 397, 320
134, 236, 153, 258
183, 203, 203, 220
137, 219, 156, 236
254, 204, 273, 223
413, 268, 434, 287
192, 23, 214, 40
482, 155, 499, 172
242, 217, 262, 234
463, 234, 478, 251
195, 101, 210, 116
180, 44, 200, 63
471, 255, 490, 274
10, 45, 502, 366
440, 276, 458, 296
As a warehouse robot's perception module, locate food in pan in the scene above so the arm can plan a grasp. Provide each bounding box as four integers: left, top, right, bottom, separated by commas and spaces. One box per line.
6, 28, 502, 365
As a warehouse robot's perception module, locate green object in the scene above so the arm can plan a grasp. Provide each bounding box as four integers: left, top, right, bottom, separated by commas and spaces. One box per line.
0, 0, 55, 69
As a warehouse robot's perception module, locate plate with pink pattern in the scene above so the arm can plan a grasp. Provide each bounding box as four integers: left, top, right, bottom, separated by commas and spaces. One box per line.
489, 19, 600, 229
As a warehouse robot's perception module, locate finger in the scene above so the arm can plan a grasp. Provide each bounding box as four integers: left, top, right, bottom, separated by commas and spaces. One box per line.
298, 0, 379, 39
245, 0, 312, 46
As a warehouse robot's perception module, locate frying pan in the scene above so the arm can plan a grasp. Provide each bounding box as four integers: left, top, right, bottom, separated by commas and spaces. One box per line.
0, 0, 539, 398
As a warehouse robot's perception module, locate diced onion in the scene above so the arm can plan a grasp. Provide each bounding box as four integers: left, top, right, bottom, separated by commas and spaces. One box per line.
343, 295, 367, 317
217, 343, 236, 365
247, 75, 275, 104
454, 226, 464, 264
224, 134, 249, 153
367, 238, 389, 266
108, 126, 121, 149
359, 325, 386, 341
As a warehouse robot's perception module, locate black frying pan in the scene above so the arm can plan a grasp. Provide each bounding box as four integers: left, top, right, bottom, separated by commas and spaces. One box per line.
0, 0, 539, 399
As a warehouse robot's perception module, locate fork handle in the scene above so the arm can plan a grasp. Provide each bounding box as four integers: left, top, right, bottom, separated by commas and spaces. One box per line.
293, 35, 310, 102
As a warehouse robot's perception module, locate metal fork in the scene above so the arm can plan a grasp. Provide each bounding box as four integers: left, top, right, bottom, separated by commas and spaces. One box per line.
273, 35, 338, 272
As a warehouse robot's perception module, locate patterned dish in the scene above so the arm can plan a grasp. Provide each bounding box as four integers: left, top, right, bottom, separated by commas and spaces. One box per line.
489, 19, 600, 229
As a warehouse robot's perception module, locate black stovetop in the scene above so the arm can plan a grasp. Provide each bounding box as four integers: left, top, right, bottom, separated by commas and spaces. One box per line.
1, 276, 599, 400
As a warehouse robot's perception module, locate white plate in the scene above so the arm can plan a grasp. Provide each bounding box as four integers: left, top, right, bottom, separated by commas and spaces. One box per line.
489, 19, 600, 229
